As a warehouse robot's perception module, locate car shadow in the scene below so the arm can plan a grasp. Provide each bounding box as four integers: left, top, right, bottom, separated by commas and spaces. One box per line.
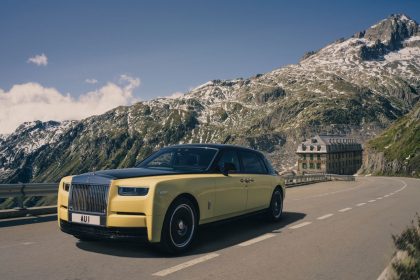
75, 211, 306, 258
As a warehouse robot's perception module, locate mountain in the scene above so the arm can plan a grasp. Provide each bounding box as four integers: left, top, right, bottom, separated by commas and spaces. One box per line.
0, 121, 77, 182
0, 14, 419, 183
360, 102, 420, 177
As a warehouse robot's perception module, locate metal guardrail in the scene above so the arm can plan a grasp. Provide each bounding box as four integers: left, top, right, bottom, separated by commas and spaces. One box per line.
0, 183, 58, 209
329, 174, 356, 181
284, 174, 355, 187
284, 174, 329, 187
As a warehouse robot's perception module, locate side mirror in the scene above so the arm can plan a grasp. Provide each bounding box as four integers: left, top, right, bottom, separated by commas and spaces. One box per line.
221, 162, 236, 176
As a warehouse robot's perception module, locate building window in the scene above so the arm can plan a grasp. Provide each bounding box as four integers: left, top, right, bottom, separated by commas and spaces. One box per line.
303, 154, 306, 160
317, 154, 321, 160
310, 154, 314, 160
303, 163, 307, 169
317, 145, 321, 151
316, 163, 321, 169
309, 163, 314, 169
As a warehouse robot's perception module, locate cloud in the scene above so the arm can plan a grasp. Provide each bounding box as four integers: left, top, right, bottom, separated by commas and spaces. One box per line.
119, 74, 140, 92
0, 75, 140, 134
27, 54, 48, 66
85, 78, 98, 84
165, 92, 184, 99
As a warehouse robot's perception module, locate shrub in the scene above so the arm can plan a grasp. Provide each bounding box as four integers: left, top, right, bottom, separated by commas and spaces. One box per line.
391, 214, 420, 279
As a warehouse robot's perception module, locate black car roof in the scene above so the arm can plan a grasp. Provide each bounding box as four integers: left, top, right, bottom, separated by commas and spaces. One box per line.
166, 143, 261, 154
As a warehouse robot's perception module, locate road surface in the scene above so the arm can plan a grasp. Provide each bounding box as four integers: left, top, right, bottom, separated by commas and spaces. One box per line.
0, 176, 419, 280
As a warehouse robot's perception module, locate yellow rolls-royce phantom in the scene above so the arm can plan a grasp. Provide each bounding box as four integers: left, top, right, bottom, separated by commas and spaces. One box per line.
57, 144, 285, 253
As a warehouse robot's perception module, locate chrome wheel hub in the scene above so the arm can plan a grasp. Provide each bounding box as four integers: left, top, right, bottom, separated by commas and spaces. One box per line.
178, 220, 185, 230
177, 220, 188, 236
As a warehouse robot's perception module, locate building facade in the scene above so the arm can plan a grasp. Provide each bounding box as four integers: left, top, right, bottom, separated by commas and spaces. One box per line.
296, 135, 363, 175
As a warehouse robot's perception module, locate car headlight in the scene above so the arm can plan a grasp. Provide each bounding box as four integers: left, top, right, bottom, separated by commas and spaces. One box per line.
118, 186, 149, 196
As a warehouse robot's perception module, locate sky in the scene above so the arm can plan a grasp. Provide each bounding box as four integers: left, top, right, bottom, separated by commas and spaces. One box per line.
0, 0, 419, 134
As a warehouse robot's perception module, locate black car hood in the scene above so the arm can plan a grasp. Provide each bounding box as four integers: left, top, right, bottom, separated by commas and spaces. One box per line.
71, 168, 183, 185
95, 168, 182, 179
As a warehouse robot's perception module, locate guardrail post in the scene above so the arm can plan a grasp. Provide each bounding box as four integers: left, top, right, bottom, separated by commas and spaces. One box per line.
15, 183, 26, 210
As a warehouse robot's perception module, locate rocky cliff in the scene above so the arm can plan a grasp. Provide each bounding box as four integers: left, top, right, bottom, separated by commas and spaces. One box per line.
360, 102, 420, 177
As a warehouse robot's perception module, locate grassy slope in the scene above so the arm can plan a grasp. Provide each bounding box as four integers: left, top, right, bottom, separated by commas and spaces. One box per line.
366, 102, 420, 177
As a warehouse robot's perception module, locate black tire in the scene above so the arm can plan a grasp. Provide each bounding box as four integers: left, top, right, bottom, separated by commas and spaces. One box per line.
267, 188, 283, 222
160, 197, 198, 254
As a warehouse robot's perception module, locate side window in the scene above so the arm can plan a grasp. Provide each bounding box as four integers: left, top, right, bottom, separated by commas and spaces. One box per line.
240, 151, 267, 174
216, 150, 240, 172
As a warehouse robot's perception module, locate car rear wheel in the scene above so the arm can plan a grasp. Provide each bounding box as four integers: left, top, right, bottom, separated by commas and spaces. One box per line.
160, 197, 197, 254
267, 188, 283, 222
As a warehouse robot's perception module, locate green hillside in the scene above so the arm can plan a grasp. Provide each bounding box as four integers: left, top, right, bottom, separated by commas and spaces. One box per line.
362, 102, 420, 177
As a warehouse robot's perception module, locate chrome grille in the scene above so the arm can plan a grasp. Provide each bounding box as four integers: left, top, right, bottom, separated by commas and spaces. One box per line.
69, 184, 109, 214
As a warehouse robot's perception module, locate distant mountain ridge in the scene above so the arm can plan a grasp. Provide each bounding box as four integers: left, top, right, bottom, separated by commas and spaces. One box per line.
0, 14, 419, 183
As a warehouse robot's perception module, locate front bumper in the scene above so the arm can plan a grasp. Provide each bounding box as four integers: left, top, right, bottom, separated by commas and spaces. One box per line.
60, 219, 148, 240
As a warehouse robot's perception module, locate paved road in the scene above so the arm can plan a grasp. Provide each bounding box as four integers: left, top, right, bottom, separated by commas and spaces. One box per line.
0, 176, 419, 280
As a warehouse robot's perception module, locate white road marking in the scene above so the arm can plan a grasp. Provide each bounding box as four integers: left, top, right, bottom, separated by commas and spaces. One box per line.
338, 207, 352, 212
376, 197, 383, 200
317, 214, 334, 220
356, 203, 366, 206
289, 222, 312, 229
384, 195, 390, 197
395, 179, 407, 192
368, 200, 376, 202
152, 253, 219, 277
237, 233, 276, 247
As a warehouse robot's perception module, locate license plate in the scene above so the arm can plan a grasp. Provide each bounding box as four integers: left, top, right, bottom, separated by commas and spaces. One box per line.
71, 213, 100, 226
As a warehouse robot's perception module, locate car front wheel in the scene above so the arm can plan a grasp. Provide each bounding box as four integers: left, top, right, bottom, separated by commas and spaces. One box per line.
160, 197, 197, 254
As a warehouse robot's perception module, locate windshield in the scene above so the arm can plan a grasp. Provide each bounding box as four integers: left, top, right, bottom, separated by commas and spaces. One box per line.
137, 147, 218, 171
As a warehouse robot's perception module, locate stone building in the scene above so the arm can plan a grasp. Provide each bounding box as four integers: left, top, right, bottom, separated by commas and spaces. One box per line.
296, 135, 363, 175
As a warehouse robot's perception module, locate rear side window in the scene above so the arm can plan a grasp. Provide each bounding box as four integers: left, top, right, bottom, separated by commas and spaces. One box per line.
263, 156, 277, 175
216, 150, 240, 172
239, 151, 268, 174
